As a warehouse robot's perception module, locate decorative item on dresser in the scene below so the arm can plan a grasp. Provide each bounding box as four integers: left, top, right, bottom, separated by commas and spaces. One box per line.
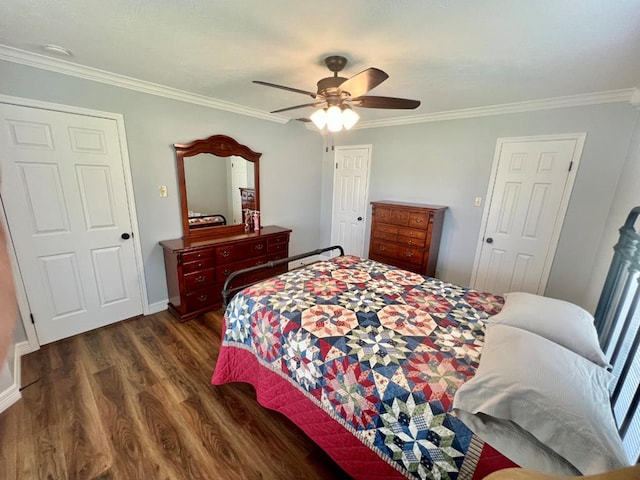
161, 226, 291, 321
161, 133, 292, 321
240, 187, 256, 225
368, 200, 446, 276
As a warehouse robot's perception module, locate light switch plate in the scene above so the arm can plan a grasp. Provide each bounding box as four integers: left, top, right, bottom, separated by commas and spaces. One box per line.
474, 196, 482, 207
159, 185, 168, 198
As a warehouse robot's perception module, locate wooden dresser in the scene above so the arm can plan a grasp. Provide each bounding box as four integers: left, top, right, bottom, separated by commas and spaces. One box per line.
160, 225, 291, 321
368, 201, 446, 277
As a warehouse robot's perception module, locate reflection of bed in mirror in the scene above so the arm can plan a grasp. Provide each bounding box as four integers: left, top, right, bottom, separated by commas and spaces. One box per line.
187, 212, 226, 228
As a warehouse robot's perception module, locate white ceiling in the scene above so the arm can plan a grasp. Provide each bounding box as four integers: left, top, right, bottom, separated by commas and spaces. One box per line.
2, 0, 640, 125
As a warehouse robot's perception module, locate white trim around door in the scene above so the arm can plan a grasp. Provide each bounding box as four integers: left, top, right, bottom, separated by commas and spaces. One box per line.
330, 145, 372, 257
0, 94, 150, 349
470, 132, 586, 295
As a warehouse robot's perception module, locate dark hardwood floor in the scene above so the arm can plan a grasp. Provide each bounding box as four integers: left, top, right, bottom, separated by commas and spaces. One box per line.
0, 309, 351, 479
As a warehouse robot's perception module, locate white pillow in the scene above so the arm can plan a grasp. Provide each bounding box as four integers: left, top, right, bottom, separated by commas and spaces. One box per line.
453, 324, 629, 475
488, 292, 608, 367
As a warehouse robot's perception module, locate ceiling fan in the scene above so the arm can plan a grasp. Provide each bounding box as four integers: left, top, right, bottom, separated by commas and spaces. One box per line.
253, 55, 421, 131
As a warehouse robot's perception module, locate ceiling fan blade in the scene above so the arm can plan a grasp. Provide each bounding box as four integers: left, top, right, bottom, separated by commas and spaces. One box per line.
339, 68, 389, 98
351, 95, 421, 109
253, 80, 318, 98
294, 118, 312, 123
270, 101, 326, 114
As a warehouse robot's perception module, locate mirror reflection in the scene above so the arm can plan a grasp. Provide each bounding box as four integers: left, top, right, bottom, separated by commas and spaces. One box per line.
184, 154, 255, 229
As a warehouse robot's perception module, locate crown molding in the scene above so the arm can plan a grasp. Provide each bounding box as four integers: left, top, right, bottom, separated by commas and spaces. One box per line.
0, 44, 289, 124
354, 89, 636, 129
1, 44, 635, 129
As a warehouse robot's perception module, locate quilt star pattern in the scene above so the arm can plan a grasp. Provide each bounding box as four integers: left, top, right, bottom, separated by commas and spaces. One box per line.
221, 256, 503, 479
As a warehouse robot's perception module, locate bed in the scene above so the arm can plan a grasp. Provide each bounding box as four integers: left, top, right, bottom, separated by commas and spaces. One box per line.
212, 208, 640, 479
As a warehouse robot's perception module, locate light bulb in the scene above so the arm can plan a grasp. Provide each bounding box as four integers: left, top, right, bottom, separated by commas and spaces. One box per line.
342, 108, 359, 130
310, 109, 327, 130
326, 105, 343, 132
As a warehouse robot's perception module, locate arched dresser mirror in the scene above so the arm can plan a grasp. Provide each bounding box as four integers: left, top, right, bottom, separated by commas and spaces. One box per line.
161, 134, 291, 321
175, 134, 261, 240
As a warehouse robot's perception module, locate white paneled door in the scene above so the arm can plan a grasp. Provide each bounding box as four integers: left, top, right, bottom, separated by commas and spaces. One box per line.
0, 103, 143, 344
472, 135, 585, 295
331, 146, 371, 257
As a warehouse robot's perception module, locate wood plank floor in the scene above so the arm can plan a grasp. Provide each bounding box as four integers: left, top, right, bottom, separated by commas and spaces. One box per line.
0, 309, 351, 480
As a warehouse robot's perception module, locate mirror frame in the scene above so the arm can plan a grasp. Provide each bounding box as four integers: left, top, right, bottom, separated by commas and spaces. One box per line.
174, 134, 261, 240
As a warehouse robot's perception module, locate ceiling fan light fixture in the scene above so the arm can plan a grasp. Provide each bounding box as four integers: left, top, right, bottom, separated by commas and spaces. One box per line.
326, 105, 343, 132
310, 108, 327, 130
342, 107, 359, 130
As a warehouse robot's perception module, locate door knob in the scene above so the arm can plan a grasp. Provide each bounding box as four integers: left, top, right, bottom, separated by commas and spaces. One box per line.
486, 237, 494, 244
357, 216, 363, 221
121, 233, 131, 240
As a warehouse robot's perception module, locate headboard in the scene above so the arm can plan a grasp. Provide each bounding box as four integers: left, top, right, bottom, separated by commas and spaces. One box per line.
593, 206, 640, 463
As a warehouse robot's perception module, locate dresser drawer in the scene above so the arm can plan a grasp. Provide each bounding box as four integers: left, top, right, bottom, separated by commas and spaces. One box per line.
409, 212, 430, 229
397, 233, 426, 248
236, 239, 267, 258
181, 248, 215, 264
184, 287, 219, 312
183, 268, 215, 291
376, 224, 398, 235
373, 230, 398, 242
371, 240, 398, 258
397, 246, 424, 265
215, 245, 236, 264
216, 256, 268, 284
398, 227, 427, 240
182, 257, 216, 274
373, 206, 392, 222
268, 234, 289, 247
390, 209, 410, 226
267, 241, 287, 255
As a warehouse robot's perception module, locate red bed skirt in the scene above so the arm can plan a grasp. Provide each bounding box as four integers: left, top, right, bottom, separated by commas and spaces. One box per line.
212, 343, 517, 479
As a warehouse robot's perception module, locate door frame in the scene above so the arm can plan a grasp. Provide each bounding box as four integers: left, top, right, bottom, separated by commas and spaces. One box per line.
0, 94, 150, 350
470, 132, 587, 294
330, 145, 372, 257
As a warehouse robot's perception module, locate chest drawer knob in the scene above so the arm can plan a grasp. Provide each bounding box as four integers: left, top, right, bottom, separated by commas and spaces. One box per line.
221, 250, 231, 257
406, 252, 414, 258
224, 268, 232, 276
380, 245, 386, 251
198, 294, 208, 302
255, 244, 264, 250
195, 275, 206, 283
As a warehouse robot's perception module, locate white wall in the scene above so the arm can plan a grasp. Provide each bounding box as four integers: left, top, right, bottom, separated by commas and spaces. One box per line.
322, 103, 640, 308
585, 113, 640, 312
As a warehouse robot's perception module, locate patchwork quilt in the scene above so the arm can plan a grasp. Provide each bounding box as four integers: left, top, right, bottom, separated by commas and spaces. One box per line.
212, 255, 513, 479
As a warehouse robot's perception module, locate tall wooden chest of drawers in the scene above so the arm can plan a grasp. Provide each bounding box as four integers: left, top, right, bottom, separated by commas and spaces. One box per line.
160, 225, 291, 321
368, 201, 446, 277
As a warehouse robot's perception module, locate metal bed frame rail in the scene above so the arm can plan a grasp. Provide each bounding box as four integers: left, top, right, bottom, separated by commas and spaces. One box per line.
221, 245, 344, 308
593, 206, 640, 463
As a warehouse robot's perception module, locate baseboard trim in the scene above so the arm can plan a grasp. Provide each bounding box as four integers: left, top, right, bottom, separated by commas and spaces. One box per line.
14, 340, 35, 389
148, 300, 168, 315
0, 383, 20, 413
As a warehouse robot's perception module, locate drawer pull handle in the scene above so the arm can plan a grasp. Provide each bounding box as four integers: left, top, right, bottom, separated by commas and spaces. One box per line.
198, 295, 208, 302
195, 275, 206, 283
197, 263, 202, 268
406, 252, 414, 258
224, 269, 232, 276
221, 251, 231, 257
415, 218, 423, 223
380, 245, 386, 251
255, 244, 264, 250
